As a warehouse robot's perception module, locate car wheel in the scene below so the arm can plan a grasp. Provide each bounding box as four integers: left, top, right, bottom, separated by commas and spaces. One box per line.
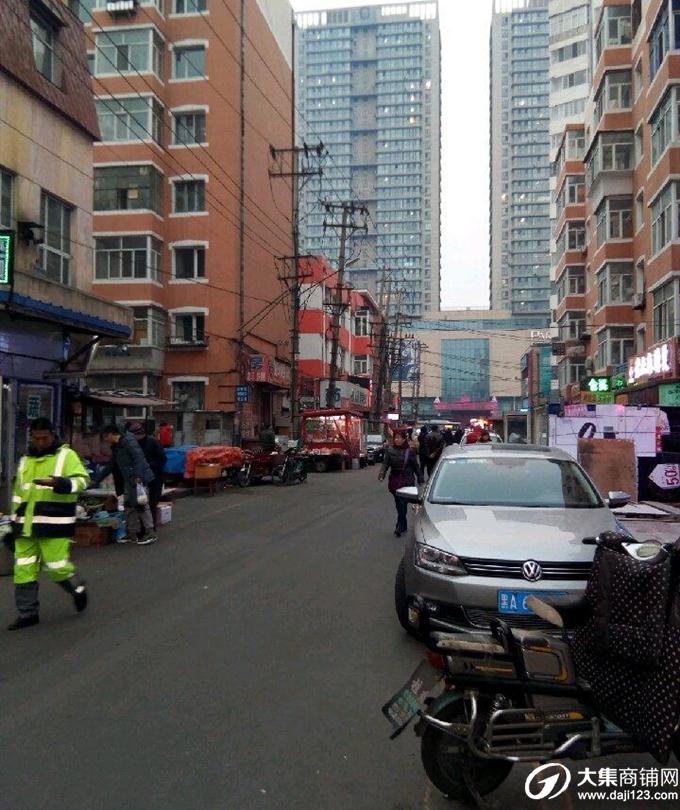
421, 698, 513, 801
395, 558, 419, 638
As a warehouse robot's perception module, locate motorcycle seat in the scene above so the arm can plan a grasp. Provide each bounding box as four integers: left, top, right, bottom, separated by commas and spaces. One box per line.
429, 631, 505, 655
526, 594, 591, 629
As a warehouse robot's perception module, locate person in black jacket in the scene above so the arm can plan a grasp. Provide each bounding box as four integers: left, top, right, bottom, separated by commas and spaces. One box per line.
378, 429, 423, 536
130, 421, 167, 530
93, 424, 157, 545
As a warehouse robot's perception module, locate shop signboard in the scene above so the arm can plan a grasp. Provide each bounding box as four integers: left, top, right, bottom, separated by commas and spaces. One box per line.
659, 383, 680, 407
246, 354, 291, 388
550, 404, 659, 458
0, 231, 14, 285
235, 385, 249, 404
627, 339, 677, 386
649, 464, 680, 490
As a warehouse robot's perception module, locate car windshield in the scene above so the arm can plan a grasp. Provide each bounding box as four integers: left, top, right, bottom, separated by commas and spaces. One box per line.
367, 435, 383, 443
429, 456, 602, 508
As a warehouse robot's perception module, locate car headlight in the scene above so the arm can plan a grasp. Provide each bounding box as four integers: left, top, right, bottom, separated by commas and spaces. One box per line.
414, 543, 467, 576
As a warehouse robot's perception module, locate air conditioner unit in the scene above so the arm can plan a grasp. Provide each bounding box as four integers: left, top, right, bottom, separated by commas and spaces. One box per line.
632, 292, 645, 310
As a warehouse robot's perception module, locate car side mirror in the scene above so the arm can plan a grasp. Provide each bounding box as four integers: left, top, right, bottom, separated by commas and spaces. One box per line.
607, 491, 631, 509
397, 486, 422, 504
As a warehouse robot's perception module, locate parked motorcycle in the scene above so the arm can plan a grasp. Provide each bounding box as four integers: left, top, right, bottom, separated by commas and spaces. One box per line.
383, 533, 680, 805
273, 448, 307, 485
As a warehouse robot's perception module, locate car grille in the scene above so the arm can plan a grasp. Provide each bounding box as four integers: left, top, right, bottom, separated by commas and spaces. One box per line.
464, 607, 555, 631
459, 556, 592, 581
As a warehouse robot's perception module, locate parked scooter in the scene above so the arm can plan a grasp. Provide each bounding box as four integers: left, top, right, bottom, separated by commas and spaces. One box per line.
383, 533, 680, 805
273, 448, 307, 485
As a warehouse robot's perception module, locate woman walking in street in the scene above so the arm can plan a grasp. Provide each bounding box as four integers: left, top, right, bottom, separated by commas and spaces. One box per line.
378, 428, 423, 537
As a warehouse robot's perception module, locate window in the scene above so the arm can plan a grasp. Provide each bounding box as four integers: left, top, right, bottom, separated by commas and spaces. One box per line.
633, 59, 643, 99
651, 183, 676, 254
69, 0, 96, 23
654, 280, 677, 341
596, 197, 633, 244
635, 191, 645, 231
651, 91, 673, 164
558, 312, 585, 340
132, 307, 166, 347
650, 3, 670, 80
595, 6, 632, 63
173, 45, 206, 79
172, 380, 205, 410
95, 235, 162, 281
557, 267, 585, 302
354, 308, 370, 336
39, 192, 71, 285
171, 313, 206, 345
597, 327, 634, 368
173, 180, 205, 213
353, 355, 369, 375
596, 263, 634, 307
174, 0, 207, 12
172, 110, 206, 145
173, 245, 206, 279
95, 28, 163, 78
0, 169, 12, 228
635, 124, 644, 165
586, 132, 633, 188
31, 7, 62, 85
96, 97, 163, 144
565, 175, 585, 205
94, 165, 163, 214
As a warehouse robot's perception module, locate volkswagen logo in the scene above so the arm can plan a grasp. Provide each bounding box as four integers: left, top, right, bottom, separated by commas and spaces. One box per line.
522, 560, 543, 582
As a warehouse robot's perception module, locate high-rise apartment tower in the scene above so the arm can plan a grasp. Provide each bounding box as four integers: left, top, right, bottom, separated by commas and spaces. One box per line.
295, 1, 441, 318
489, 0, 551, 320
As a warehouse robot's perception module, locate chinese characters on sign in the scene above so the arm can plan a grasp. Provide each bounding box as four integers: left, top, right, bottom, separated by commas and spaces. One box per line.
586, 376, 611, 394
235, 385, 249, 404
628, 341, 674, 384
0, 231, 14, 285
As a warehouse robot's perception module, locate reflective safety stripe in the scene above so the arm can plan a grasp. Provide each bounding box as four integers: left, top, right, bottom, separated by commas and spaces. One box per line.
16, 556, 38, 566
12, 496, 22, 505
44, 559, 69, 570
53, 448, 69, 477
13, 516, 76, 525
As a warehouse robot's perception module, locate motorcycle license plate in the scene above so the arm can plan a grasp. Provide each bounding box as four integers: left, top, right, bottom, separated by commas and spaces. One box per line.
382, 659, 442, 738
498, 590, 566, 615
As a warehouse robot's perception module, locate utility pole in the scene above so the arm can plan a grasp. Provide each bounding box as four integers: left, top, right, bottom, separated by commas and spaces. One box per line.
323, 202, 368, 409
269, 142, 325, 436
396, 316, 405, 422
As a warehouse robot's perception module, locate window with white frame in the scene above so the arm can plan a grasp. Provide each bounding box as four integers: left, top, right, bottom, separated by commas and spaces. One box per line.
172, 110, 207, 145
95, 235, 162, 281
651, 183, 676, 255
567, 222, 585, 251
354, 308, 370, 336
654, 280, 677, 342
171, 312, 206, 345
94, 165, 163, 214
635, 191, 645, 232
173, 44, 206, 79
594, 6, 632, 63
95, 28, 163, 78
651, 90, 673, 165
172, 380, 205, 410
0, 169, 12, 228
173, 245, 205, 279
596, 197, 633, 244
558, 312, 585, 340
174, 0, 207, 12
40, 192, 71, 285
596, 263, 634, 307
558, 360, 585, 388
565, 175, 585, 205
96, 97, 163, 144
586, 132, 634, 188
597, 327, 634, 369
31, 5, 62, 85
633, 59, 643, 99
566, 129, 585, 161
556, 267, 585, 302
173, 179, 206, 213
353, 355, 369, 375
132, 306, 166, 347
594, 70, 632, 121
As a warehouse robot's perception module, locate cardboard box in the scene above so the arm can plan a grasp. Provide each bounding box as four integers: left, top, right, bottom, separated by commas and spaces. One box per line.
73, 522, 112, 547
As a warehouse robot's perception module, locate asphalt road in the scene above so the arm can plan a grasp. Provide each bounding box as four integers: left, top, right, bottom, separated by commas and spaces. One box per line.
0, 469, 677, 810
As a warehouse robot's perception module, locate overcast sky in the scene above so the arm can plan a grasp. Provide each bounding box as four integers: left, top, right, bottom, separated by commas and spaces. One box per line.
291, 0, 492, 310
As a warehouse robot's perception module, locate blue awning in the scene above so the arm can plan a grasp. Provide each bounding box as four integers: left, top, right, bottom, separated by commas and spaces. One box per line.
0, 290, 131, 339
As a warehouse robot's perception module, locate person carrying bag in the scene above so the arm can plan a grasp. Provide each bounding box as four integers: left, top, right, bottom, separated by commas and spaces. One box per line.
379, 428, 423, 537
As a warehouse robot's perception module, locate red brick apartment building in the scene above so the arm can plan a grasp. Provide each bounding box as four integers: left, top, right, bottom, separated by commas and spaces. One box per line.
297, 256, 383, 415
554, 0, 680, 409
76, 0, 295, 443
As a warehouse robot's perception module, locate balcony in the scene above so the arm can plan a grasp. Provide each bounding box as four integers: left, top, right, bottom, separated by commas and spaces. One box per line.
167, 336, 209, 350
89, 343, 165, 373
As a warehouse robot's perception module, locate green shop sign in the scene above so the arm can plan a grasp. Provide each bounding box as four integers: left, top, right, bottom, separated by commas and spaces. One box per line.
660, 383, 680, 407
585, 376, 611, 394
0, 231, 14, 285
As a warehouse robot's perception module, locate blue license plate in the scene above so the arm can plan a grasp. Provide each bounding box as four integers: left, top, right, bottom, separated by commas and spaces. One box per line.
498, 590, 566, 615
